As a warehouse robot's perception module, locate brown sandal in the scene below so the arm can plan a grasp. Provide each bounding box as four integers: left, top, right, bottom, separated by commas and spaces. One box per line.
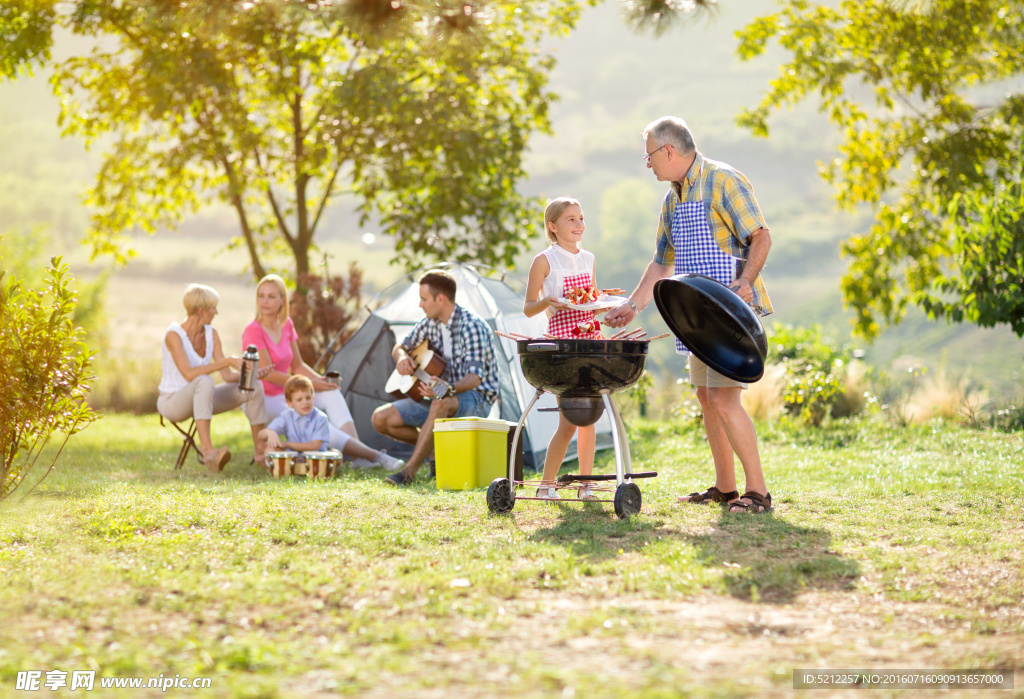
202, 447, 231, 472
678, 486, 739, 505
728, 491, 773, 514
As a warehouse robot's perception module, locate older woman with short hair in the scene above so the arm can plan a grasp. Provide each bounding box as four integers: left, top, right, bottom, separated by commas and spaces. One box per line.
157, 283, 270, 471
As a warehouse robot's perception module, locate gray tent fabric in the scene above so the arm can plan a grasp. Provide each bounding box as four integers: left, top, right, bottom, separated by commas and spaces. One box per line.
324, 262, 615, 470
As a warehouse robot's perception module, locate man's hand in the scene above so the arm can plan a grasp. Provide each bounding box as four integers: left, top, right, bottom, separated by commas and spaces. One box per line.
431, 379, 453, 400
604, 303, 635, 328
396, 355, 416, 376
729, 278, 754, 304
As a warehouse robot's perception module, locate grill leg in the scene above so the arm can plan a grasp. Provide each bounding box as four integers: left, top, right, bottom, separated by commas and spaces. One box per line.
510, 389, 544, 482
601, 391, 632, 486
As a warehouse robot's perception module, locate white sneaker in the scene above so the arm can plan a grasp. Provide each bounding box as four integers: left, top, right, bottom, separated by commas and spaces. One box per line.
536, 487, 560, 499
376, 451, 405, 473
349, 457, 376, 469
577, 485, 597, 501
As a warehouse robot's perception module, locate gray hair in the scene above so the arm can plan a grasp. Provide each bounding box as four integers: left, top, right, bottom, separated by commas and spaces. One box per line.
643, 116, 697, 156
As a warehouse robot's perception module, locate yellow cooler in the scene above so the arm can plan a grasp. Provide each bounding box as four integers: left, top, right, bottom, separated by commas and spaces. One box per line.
433, 418, 510, 490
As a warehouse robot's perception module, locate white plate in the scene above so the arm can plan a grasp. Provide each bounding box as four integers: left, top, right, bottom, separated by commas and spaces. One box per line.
556, 294, 627, 312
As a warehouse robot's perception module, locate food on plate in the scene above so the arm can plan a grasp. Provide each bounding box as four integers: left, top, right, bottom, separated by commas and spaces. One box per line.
566, 285, 600, 305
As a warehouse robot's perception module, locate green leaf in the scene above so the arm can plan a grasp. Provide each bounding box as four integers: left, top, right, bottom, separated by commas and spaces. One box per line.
737, 0, 1024, 342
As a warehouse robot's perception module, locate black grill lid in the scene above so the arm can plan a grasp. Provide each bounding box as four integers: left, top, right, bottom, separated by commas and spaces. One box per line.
652, 273, 767, 383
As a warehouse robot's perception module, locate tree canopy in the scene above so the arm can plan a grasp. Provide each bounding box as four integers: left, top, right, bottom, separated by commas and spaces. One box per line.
58, 1, 597, 279
736, 0, 1024, 340
0, 0, 730, 281
2, 1, 584, 280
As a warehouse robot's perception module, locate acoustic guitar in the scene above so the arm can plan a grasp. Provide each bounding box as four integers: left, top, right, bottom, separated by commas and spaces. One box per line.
384, 339, 451, 401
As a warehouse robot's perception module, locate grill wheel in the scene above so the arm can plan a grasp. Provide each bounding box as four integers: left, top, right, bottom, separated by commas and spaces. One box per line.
486, 477, 515, 514
614, 482, 642, 519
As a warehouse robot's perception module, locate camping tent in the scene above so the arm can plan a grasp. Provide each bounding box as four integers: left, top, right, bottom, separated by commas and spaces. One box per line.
323, 262, 617, 470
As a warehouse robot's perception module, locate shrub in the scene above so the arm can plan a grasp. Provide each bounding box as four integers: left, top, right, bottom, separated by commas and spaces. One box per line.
870, 361, 988, 428
832, 356, 873, 418
909, 365, 987, 425
991, 401, 1024, 433
672, 379, 704, 428
873, 365, 925, 428
289, 260, 365, 370
0, 226, 108, 347
769, 324, 854, 427
0, 257, 100, 503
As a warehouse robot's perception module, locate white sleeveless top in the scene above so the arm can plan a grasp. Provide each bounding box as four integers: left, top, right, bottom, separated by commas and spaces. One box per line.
159, 322, 214, 395
540, 245, 595, 318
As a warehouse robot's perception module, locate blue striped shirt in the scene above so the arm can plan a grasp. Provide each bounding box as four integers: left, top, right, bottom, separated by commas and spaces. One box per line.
267, 407, 331, 450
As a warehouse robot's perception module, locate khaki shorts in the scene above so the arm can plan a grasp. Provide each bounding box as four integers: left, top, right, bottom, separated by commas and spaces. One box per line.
687, 355, 748, 390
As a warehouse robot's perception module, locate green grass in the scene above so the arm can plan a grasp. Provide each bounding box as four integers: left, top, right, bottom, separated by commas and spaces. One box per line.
2, 413, 1023, 698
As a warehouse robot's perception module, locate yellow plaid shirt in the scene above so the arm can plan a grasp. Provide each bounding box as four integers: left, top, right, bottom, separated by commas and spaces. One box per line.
653, 152, 773, 316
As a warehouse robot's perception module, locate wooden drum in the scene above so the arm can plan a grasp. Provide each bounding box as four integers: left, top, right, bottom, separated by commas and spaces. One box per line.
305, 450, 341, 479
265, 450, 299, 479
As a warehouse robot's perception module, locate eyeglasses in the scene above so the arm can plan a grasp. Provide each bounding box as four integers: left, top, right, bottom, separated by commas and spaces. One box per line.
642, 144, 669, 163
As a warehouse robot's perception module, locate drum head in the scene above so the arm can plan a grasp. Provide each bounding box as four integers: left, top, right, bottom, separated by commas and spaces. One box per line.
266, 450, 298, 458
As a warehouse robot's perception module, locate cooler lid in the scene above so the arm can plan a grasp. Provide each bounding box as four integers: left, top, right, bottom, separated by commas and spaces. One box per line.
434, 418, 510, 433
652, 273, 767, 383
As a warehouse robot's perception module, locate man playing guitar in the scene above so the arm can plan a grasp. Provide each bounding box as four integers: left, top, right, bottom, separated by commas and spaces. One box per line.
370, 270, 499, 486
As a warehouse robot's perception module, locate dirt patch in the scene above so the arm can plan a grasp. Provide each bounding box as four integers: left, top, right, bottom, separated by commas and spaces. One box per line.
352, 591, 1023, 697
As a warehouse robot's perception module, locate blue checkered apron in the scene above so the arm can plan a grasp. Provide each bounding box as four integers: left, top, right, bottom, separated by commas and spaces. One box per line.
672, 162, 736, 354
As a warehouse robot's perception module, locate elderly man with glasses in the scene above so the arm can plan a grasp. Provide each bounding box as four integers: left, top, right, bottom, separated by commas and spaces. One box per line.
606, 115, 775, 514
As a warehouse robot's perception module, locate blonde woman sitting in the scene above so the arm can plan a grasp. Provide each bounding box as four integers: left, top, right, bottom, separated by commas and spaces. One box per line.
157, 283, 270, 471
242, 274, 404, 471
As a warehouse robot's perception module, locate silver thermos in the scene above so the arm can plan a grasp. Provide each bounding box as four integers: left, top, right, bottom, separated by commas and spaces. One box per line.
239, 344, 260, 391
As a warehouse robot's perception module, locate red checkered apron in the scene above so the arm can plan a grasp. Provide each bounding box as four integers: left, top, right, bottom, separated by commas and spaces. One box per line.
547, 271, 600, 339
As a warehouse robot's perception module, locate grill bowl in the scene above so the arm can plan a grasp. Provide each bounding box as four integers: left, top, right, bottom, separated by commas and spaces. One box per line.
517, 339, 648, 397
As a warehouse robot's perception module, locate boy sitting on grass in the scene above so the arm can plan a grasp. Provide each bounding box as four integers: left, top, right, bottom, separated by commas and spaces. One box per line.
259, 375, 405, 471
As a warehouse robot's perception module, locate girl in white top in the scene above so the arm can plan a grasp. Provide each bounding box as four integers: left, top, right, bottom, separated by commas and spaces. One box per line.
157, 283, 270, 471
524, 197, 599, 500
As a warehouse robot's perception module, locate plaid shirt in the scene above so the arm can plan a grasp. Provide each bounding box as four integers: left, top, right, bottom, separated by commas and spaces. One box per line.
402, 305, 498, 403
266, 407, 331, 450
653, 152, 773, 315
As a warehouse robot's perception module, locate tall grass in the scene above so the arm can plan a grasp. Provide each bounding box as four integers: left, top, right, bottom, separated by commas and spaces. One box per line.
907, 366, 987, 424
87, 357, 161, 415
741, 362, 785, 422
